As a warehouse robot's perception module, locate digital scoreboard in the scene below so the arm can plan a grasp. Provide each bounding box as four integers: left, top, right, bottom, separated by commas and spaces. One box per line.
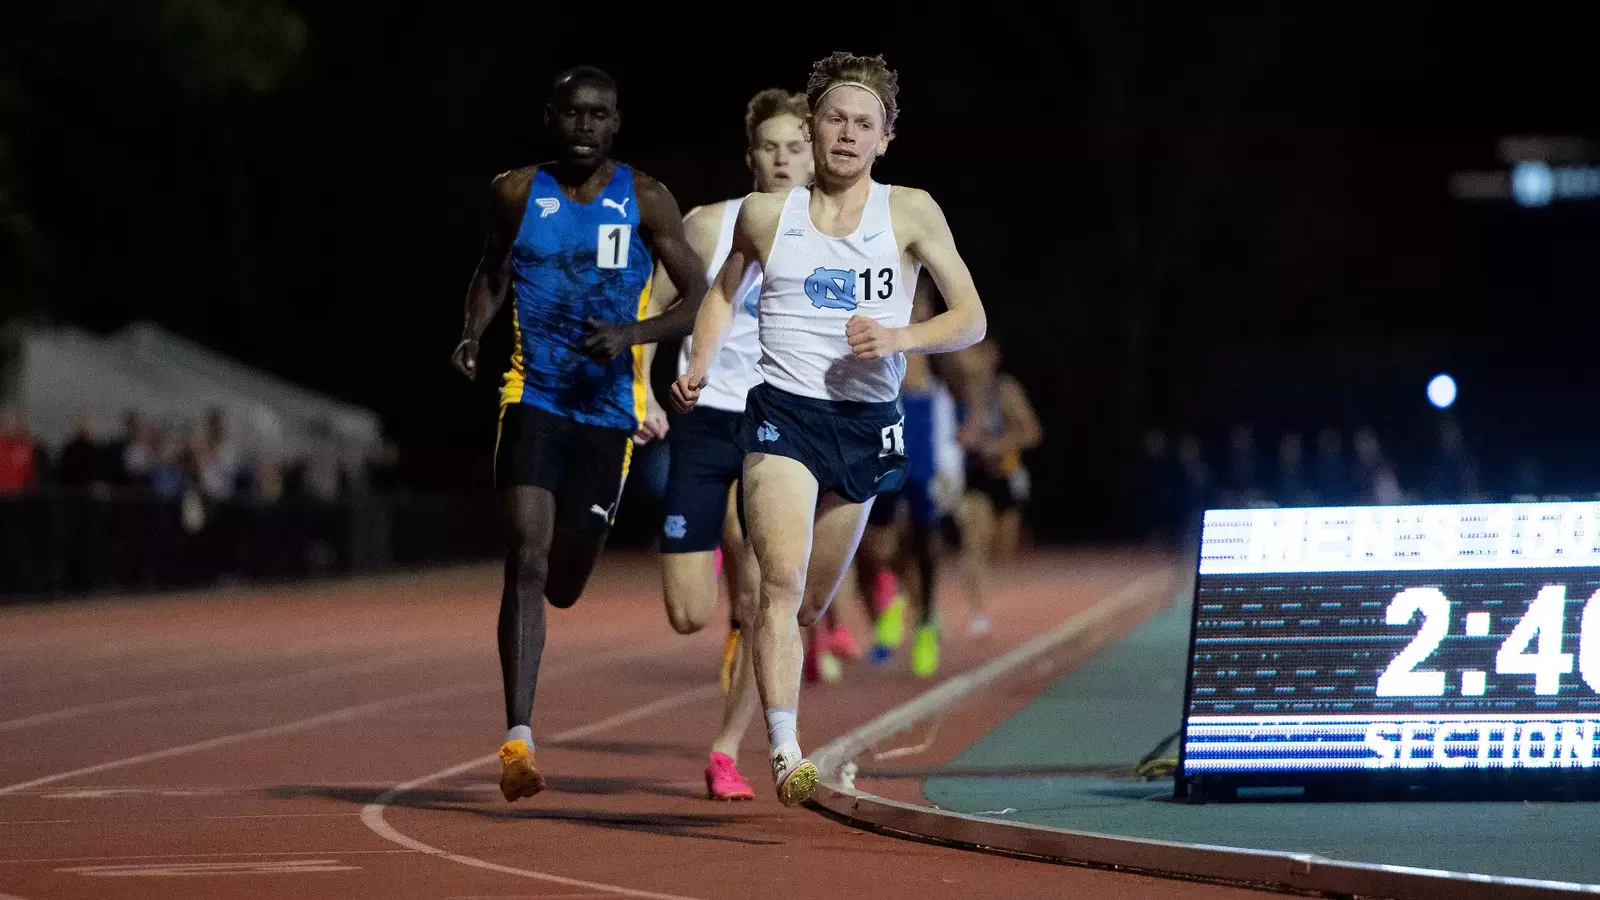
1176, 501, 1600, 802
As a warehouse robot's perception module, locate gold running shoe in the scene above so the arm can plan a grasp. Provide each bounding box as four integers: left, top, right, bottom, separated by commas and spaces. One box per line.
498, 739, 546, 802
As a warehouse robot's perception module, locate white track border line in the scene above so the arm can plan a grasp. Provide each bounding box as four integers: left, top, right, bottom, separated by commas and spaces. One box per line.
0, 683, 482, 796
0, 649, 439, 732
808, 571, 1600, 900
360, 685, 718, 900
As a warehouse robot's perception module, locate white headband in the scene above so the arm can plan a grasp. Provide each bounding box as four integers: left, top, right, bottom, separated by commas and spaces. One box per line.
815, 80, 888, 123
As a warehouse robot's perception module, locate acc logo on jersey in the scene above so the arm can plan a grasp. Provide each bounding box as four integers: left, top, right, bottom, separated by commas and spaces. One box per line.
804, 267, 857, 311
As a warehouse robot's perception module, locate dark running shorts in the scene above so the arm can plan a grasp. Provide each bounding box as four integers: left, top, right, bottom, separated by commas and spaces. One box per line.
660, 406, 744, 554
965, 460, 1017, 514
494, 401, 632, 525
736, 382, 907, 504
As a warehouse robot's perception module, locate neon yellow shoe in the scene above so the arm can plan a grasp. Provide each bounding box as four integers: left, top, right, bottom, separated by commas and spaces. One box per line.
498, 740, 546, 802
818, 650, 844, 683
773, 753, 820, 807
719, 627, 740, 693
911, 625, 940, 678
875, 596, 907, 648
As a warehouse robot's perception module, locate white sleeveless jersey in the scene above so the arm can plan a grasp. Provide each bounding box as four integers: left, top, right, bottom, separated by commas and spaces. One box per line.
757, 182, 918, 403
677, 198, 764, 413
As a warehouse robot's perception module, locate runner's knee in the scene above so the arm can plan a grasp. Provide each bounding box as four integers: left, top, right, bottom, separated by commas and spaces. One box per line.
662, 555, 717, 634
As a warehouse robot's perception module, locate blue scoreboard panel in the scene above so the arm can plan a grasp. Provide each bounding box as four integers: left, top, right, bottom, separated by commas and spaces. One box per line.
1177, 502, 1600, 801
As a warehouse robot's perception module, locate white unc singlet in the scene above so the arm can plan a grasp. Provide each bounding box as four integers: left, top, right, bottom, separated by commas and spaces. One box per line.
678, 198, 764, 413
756, 182, 918, 403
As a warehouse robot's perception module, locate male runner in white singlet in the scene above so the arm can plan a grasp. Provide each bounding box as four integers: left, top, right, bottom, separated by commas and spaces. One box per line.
643, 88, 813, 800
672, 52, 987, 806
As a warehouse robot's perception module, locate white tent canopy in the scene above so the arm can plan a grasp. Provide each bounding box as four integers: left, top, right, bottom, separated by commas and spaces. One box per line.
4, 320, 382, 462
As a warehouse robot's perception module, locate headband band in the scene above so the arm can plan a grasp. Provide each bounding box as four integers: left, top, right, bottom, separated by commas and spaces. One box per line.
815, 80, 887, 122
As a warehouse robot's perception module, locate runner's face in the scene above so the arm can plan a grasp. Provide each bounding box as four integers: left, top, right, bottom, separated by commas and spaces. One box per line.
747, 114, 811, 192
547, 82, 619, 166
811, 86, 889, 181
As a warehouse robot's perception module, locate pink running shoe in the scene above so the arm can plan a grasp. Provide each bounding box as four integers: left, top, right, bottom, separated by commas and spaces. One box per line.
873, 571, 899, 613
829, 624, 862, 661
705, 752, 755, 801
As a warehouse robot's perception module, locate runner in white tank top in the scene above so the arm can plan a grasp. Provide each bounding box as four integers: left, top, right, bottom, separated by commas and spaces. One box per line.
676, 198, 764, 414
638, 88, 813, 803
671, 53, 988, 807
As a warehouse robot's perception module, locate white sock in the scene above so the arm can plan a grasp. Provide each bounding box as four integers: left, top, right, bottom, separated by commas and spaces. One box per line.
506, 725, 533, 750
766, 708, 800, 763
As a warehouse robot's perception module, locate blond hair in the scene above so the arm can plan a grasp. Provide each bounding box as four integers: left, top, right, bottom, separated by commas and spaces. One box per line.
805, 51, 900, 133
744, 88, 809, 147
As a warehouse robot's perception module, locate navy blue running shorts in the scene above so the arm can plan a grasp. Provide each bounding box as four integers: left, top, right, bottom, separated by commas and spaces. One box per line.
660, 406, 744, 554
735, 382, 908, 504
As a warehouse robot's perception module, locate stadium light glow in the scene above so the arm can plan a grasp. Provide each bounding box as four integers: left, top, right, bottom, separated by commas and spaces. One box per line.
1428, 374, 1457, 410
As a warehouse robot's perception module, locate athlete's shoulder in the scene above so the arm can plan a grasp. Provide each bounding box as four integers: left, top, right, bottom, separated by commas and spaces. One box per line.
681, 199, 732, 244
493, 166, 538, 196
887, 184, 938, 214
888, 185, 949, 240
626, 165, 672, 199
736, 190, 786, 219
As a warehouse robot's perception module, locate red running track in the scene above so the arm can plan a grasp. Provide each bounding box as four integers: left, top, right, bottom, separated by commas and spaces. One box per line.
0, 550, 1282, 900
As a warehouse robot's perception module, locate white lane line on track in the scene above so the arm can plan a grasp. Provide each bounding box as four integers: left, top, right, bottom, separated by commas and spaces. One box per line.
360, 685, 718, 900
0, 650, 437, 732
0, 683, 481, 796
0, 635, 693, 799
0, 812, 363, 825
1, 850, 420, 864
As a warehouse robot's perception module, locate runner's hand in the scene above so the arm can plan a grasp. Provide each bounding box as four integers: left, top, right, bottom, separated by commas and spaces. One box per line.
846, 315, 903, 359
634, 391, 669, 445
451, 339, 478, 380
671, 372, 705, 414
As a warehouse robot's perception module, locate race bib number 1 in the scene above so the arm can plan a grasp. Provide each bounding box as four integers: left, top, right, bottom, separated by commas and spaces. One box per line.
597, 224, 630, 269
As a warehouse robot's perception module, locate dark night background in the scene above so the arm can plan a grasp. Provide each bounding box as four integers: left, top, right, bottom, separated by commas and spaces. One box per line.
5, 2, 1599, 543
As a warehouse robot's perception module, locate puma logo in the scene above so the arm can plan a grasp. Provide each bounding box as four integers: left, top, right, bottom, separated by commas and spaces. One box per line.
602, 197, 631, 217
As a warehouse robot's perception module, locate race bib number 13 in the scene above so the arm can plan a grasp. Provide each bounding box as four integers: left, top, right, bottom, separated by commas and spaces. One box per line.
597, 224, 630, 269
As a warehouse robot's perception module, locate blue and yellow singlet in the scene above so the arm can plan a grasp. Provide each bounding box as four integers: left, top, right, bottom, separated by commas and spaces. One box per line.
501, 163, 653, 432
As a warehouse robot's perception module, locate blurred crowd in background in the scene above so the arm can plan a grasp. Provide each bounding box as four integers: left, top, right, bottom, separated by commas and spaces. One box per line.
1, 404, 400, 504
1134, 416, 1569, 546
0, 402, 489, 599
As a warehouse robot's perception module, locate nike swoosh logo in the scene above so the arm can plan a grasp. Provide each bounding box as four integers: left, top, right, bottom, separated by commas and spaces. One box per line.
863, 231, 885, 242
590, 504, 610, 518
874, 471, 889, 482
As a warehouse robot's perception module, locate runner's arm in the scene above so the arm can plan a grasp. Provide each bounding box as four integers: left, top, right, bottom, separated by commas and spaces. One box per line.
635, 205, 722, 442
673, 196, 767, 411
992, 374, 1043, 458
627, 175, 710, 344
846, 188, 986, 359
452, 170, 524, 379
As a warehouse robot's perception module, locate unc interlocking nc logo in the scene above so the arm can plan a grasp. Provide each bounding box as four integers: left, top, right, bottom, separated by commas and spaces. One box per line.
804, 267, 857, 311
757, 421, 780, 442
536, 197, 560, 218
602, 197, 631, 216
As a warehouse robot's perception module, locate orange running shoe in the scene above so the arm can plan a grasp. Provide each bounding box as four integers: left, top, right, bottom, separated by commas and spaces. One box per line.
498, 739, 546, 802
